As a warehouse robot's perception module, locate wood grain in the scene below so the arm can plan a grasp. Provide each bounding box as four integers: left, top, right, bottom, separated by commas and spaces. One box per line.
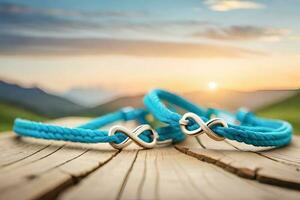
175, 135, 300, 190
60, 150, 139, 200
62, 144, 300, 200
0, 117, 119, 200
0, 118, 90, 168
226, 137, 300, 167
1, 117, 300, 200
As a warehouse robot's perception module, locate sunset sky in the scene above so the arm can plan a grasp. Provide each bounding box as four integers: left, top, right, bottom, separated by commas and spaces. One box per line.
0, 0, 299, 93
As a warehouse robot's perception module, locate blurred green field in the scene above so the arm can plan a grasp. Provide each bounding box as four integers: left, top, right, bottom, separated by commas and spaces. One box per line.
0, 101, 49, 132
256, 92, 300, 135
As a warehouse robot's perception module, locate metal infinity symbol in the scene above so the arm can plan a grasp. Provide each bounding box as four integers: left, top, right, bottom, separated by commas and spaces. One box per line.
179, 112, 228, 141
108, 124, 159, 149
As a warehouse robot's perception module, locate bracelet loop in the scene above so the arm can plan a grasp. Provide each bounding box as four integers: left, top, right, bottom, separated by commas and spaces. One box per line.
144, 89, 293, 147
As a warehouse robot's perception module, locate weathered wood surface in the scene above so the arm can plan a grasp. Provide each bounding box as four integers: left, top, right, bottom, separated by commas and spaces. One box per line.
0, 117, 299, 200
175, 134, 300, 189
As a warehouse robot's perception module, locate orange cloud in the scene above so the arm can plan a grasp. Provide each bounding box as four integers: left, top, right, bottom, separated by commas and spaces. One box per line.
192, 25, 289, 41
204, 0, 264, 11
0, 34, 262, 58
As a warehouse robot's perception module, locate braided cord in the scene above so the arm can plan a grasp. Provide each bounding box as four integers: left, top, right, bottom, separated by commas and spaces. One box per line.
13, 108, 153, 144
13, 107, 183, 145
144, 89, 293, 147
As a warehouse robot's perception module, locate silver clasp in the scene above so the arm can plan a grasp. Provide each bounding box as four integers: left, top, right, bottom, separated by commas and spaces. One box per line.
179, 112, 228, 141
109, 124, 160, 149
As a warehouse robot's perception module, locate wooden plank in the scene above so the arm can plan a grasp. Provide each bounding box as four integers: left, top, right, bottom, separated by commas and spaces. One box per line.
0, 141, 63, 171
0, 144, 118, 200
175, 135, 300, 190
0, 169, 72, 200
0, 117, 121, 200
227, 136, 300, 167
59, 150, 139, 200
0, 137, 52, 167
1, 117, 300, 199
62, 143, 300, 200
0, 118, 90, 168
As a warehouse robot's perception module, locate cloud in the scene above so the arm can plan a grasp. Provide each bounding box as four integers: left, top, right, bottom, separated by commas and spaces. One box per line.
0, 2, 276, 43
0, 2, 146, 18
0, 2, 172, 38
0, 34, 262, 58
204, 0, 264, 11
0, 2, 147, 34
0, 3, 91, 34
0, 2, 269, 58
192, 25, 289, 41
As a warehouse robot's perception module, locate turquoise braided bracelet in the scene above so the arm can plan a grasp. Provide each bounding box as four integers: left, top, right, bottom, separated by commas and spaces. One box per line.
13, 89, 293, 149
144, 89, 293, 147
13, 107, 174, 149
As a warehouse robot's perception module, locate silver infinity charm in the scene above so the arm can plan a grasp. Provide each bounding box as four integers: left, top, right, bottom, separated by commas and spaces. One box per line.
108, 124, 159, 149
179, 112, 228, 141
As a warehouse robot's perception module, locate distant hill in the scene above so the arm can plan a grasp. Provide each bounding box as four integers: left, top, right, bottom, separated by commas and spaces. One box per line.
79, 94, 144, 116
0, 101, 48, 132
0, 80, 85, 117
185, 89, 297, 111
256, 91, 300, 134
1, 81, 298, 133
61, 87, 118, 107
80, 89, 298, 116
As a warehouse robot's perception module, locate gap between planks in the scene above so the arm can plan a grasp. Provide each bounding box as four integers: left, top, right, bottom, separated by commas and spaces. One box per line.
1, 117, 300, 200
175, 134, 300, 191
60, 146, 300, 200
0, 117, 122, 200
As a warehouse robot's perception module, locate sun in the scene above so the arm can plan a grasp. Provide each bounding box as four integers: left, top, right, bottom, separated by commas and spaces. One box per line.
208, 81, 218, 91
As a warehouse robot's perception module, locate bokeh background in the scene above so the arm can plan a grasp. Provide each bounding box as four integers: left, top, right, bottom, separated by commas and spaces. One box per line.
0, 0, 299, 133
